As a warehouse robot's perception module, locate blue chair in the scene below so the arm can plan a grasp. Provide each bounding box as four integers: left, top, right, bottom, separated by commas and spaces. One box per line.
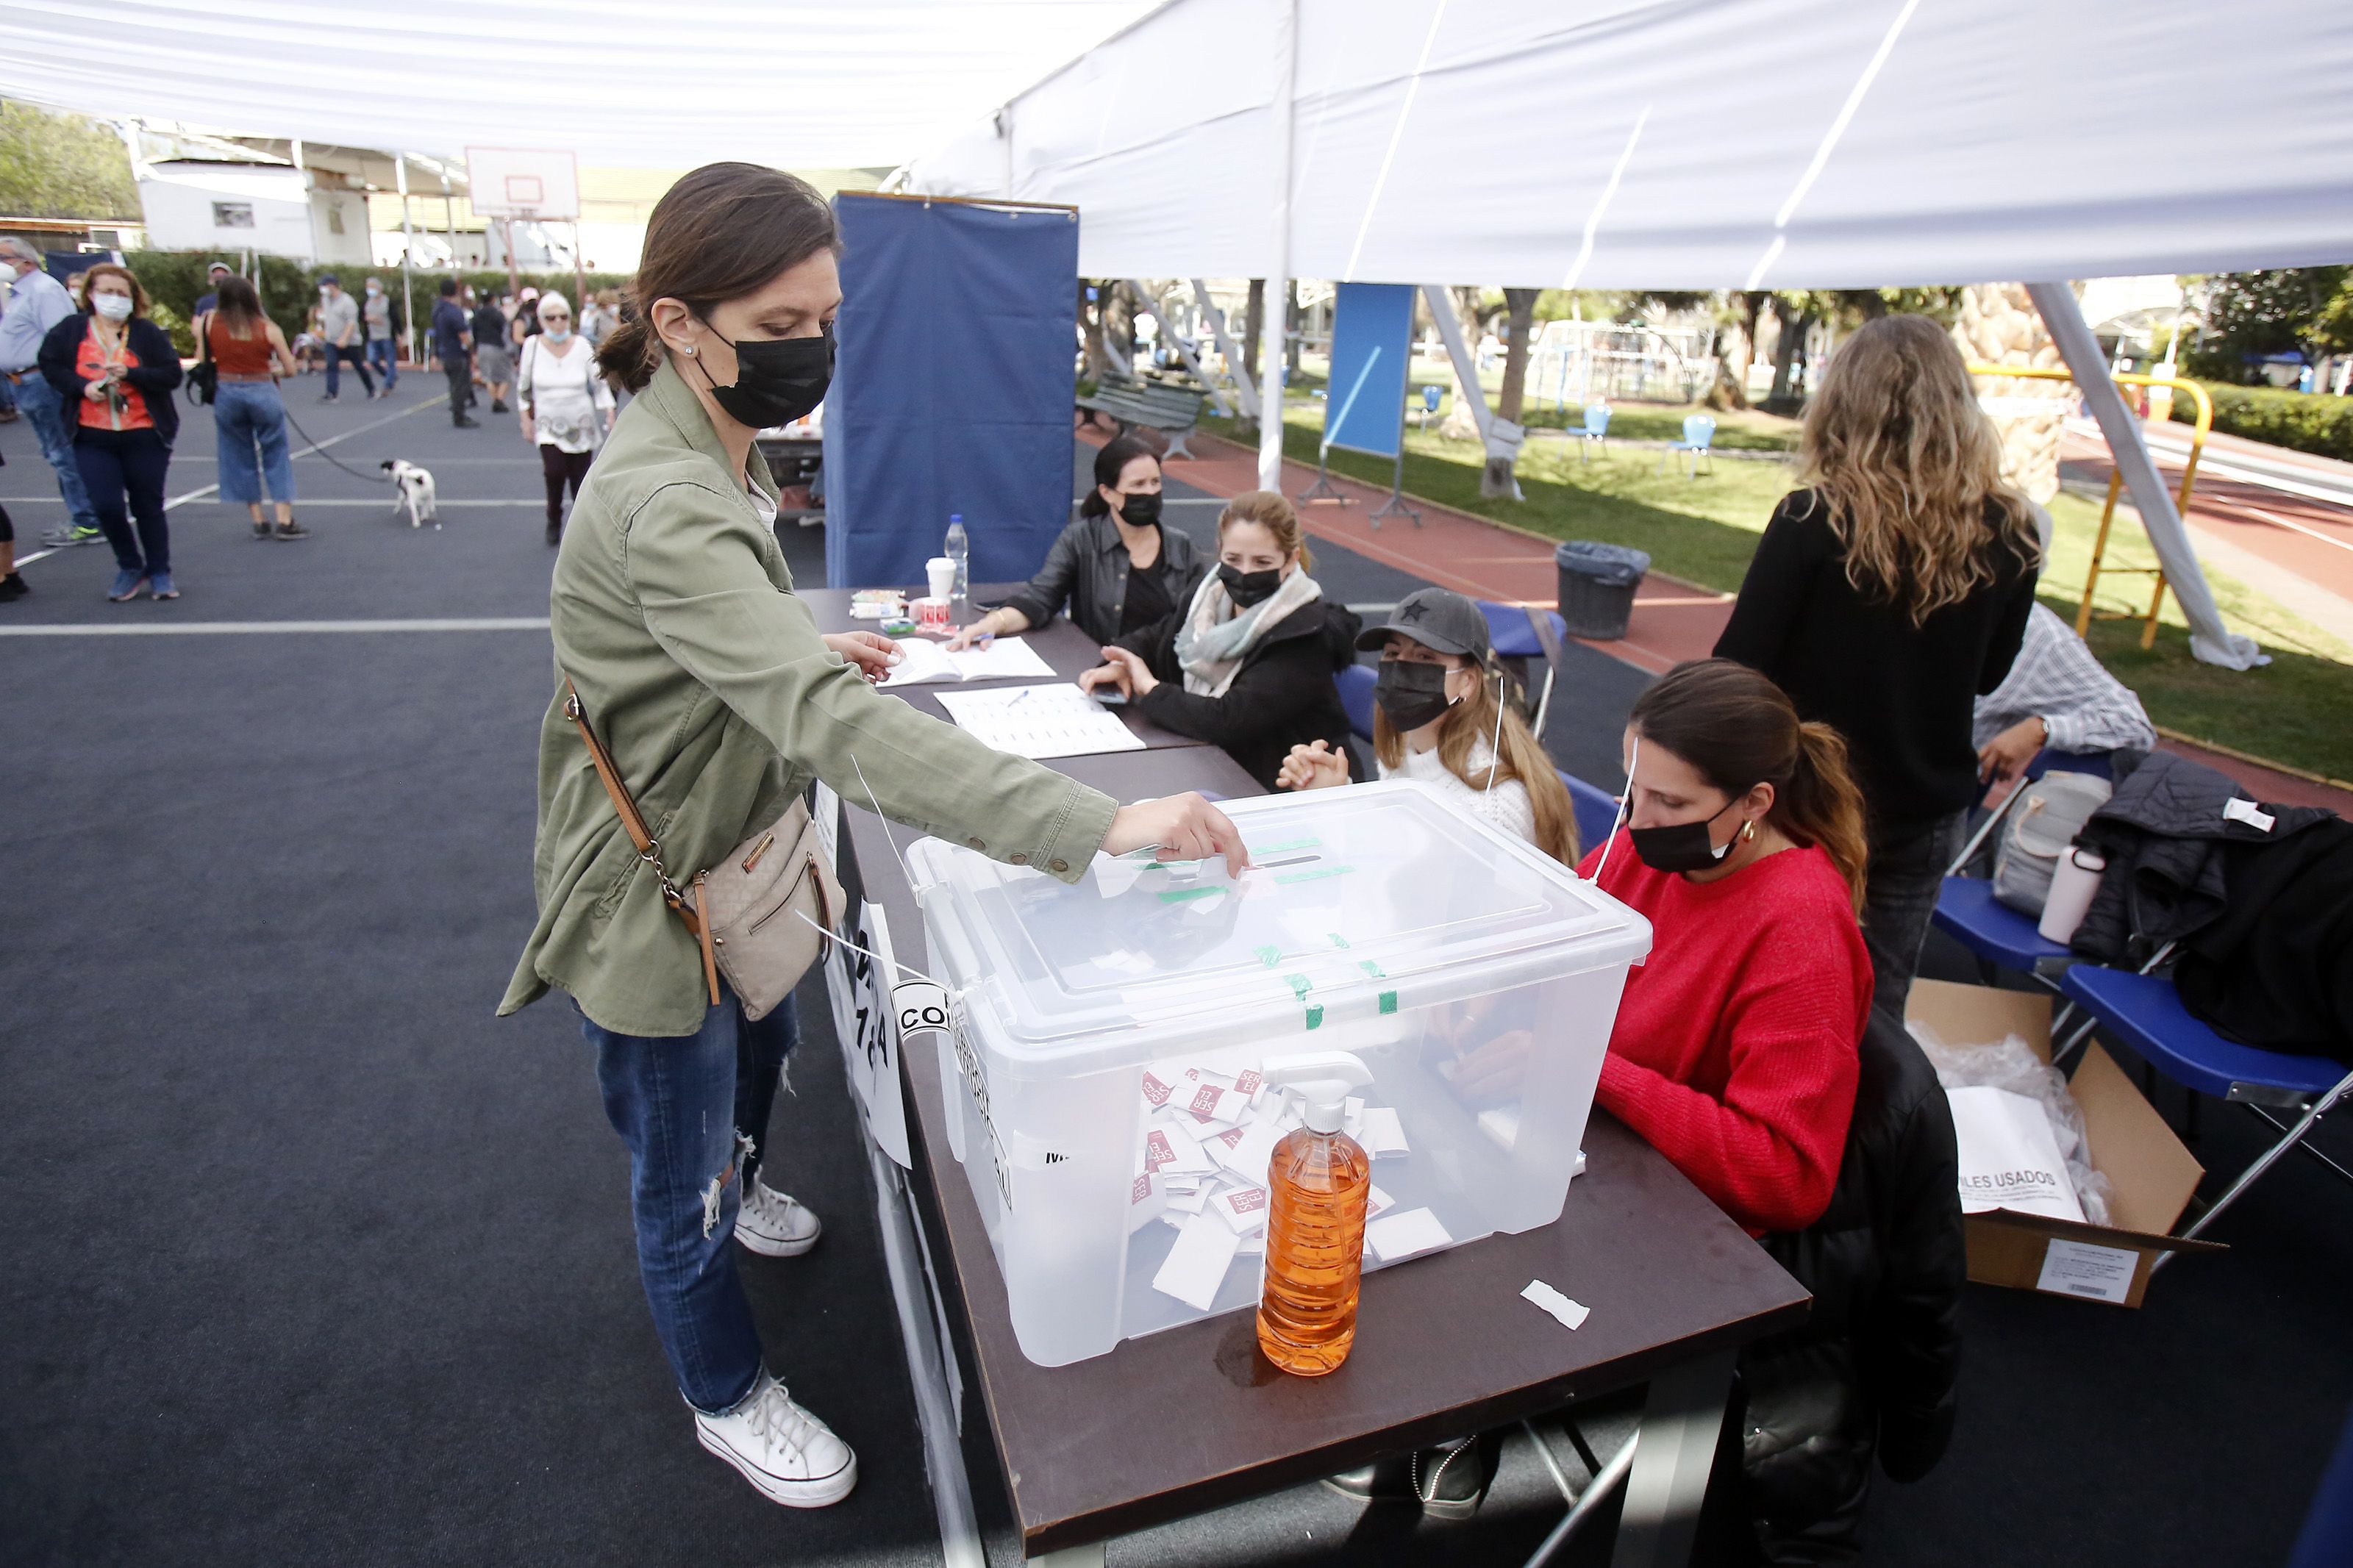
1657, 414, 1715, 477
1335, 662, 1377, 743
2057, 964, 2353, 1264
1557, 770, 1623, 857
1413, 384, 1443, 429
1475, 600, 1568, 738
1573, 401, 1610, 464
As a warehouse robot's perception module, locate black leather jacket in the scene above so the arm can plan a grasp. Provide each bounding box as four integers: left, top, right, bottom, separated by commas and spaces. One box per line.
1000, 512, 1204, 647
1743, 1005, 1965, 1559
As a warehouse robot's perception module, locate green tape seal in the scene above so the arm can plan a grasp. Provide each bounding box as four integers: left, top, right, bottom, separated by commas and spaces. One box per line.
1285, 973, 1313, 1000
1253, 945, 1282, 968
1305, 1003, 1324, 1030
1326, 932, 1351, 949
1378, 992, 1398, 1015
1156, 886, 1223, 904
1251, 836, 1322, 854
1357, 959, 1387, 978
1274, 864, 1354, 886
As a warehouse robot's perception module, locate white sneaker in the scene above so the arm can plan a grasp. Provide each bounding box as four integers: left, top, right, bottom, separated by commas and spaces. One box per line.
735, 1176, 822, 1257
694, 1376, 857, 1508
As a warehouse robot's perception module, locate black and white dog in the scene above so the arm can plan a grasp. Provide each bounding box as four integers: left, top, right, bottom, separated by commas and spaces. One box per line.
380, 459, 438, 529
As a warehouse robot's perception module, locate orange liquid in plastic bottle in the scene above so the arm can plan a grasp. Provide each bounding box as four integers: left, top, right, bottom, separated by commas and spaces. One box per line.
1256, 1113, 1372, 1376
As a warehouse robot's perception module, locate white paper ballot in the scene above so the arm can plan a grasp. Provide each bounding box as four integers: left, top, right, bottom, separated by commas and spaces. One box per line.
1126, 1172, 1168, 1234
1215, 1120, 1286, 1185
1521, 1279, 1591, 1331
1210, 1184, 1271, 1234
1366, 1206, 1452, 1261
878, 634, 1057, 687
1360, 1106, 1410, 1159
1153, 1213, 1242, 1310
935, 683, 1145, 760
1946, 1086, 2085, 1222
2035, 1238, 2139, 1303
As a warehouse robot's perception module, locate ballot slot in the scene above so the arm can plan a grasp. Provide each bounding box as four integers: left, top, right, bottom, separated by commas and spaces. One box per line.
907, 781, 1651, 1367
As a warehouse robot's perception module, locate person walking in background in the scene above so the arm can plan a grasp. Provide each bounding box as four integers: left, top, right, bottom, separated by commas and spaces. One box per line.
430, 277, 478, 429
472, 287, 515, 413
1715, 314, 2040, 1017
191, 259, 232, 320
315, 275, 376, 402
515, 291, 613, 545
196, 276, 307, 540
362, 276, 399, 397
38, 262, 183, 601
0, 239, 104, 551
511, 286, 543, 351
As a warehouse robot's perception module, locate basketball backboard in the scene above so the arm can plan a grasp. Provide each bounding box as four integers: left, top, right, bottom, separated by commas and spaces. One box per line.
464, 148, 580, 221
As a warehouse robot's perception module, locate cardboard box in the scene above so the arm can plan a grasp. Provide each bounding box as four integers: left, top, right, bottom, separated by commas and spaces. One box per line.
1905, 979, 2225, 1308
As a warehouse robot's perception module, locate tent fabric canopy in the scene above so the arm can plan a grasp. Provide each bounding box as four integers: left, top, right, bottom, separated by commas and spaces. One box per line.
0, 1, 1158, 168
901, 0, 2353, 290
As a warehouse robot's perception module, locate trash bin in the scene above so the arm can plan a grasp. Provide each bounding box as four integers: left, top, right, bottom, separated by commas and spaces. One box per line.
1554, 540, 1651, 640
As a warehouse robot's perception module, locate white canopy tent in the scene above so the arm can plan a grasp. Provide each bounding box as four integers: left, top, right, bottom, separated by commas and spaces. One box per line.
903, 0, 2353, 668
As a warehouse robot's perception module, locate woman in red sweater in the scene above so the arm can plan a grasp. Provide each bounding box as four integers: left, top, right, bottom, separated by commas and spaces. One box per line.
1579, 659, 1874, 1235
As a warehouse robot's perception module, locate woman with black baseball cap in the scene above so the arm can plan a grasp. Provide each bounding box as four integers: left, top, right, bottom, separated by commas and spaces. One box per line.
1279, 586, 1579, 864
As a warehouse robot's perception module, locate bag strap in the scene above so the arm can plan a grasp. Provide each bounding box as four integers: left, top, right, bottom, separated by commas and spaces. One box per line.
562, 679, 718, 1006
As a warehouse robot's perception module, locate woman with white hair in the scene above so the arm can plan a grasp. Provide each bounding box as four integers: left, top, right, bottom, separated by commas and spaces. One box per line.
516, 291, 615, 545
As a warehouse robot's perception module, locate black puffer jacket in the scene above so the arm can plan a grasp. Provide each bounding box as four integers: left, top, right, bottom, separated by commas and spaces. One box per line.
1743, 1005, 1965, 1561
1115, 594, 1360, 790
2073, 749, 2335, 967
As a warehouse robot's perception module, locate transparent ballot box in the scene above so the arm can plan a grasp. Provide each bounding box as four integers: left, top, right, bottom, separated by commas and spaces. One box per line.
905, 780, 1652, 1367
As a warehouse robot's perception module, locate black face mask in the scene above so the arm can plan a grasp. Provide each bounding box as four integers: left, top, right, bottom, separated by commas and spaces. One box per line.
1117, 491, 1163, 528
1628, 795, 1744, 873
695, 320, 832, 429
1374, 659, 1455, 731
1218, 562, 1282, 609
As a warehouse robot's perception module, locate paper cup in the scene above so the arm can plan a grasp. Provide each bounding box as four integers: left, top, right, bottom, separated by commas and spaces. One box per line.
913, 595, 952, 634
926, 556, 957, 601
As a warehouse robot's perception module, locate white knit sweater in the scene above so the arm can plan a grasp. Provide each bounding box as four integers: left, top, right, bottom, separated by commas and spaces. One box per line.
1379, 737, 1536, 846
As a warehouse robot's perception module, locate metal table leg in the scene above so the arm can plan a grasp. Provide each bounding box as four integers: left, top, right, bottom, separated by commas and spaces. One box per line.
1610, 1350, 1735, 1568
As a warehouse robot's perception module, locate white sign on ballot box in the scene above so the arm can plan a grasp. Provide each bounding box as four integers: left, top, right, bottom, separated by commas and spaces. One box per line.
825, 899, 913, 1168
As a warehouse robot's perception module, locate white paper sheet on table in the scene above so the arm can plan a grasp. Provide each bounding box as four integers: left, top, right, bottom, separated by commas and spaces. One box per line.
934, 683, 1144, 760
879, 635, 1057, 688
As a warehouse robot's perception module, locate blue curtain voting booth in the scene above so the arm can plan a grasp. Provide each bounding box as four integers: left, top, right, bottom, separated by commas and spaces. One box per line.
824, 193, 1080, 591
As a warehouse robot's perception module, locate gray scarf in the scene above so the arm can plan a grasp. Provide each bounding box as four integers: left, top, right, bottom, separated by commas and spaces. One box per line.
1173, 567, 1323, 696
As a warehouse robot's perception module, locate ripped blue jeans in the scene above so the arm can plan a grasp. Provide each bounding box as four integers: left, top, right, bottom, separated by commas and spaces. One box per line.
585, 988, 799, 1414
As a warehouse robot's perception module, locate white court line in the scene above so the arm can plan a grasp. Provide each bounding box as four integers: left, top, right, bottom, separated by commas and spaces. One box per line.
0, 617, 549, 637
15, 395, 446, 573
2240, 504, 2353, 556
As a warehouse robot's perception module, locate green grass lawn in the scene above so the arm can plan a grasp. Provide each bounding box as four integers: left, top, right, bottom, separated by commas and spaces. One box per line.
1211, 407, 2353, 784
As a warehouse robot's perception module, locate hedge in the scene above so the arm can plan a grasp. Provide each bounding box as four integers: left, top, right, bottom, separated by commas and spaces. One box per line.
2170, 379, 2353, 463
117, 248, 633, 356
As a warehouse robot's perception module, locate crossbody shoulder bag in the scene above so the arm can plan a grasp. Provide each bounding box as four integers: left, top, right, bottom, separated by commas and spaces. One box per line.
562, 678, 843, 1022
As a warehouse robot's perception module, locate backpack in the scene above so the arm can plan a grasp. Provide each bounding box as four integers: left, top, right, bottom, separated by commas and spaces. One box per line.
1992, 771, 2113, 917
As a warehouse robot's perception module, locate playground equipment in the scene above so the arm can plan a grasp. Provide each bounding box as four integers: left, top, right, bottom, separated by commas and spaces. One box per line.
1965, 362, 2213, 651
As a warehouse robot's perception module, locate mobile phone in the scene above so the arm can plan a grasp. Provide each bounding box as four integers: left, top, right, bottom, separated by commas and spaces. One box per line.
1092, 689, 1129, 707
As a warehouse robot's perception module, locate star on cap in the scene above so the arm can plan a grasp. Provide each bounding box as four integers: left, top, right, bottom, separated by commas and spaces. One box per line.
1397, 600, 1429, 623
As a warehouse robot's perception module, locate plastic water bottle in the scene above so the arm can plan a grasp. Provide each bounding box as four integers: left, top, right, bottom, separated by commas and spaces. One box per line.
1257, 1091, 1371, 1376
945, 514, 970, 629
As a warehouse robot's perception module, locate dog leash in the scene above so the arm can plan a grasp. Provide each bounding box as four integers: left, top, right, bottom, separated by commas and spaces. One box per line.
276, 402, 400, 486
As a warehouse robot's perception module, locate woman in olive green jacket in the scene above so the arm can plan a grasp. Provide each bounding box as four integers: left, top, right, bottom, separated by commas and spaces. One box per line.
499, 164, 1240, 1509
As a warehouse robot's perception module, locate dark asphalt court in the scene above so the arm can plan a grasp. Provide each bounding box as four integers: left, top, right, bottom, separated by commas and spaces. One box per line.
1, 373, 2346, 1565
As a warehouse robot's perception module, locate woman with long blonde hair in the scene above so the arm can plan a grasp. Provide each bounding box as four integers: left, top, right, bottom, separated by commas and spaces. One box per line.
1277, 587, 1579, 865
1715, 312, 2040, 1016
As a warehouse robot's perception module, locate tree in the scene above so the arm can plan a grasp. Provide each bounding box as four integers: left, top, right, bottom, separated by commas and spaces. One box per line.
2184, 268, 2353, 382
1242, 278, 1265, 384
1487, 287, 1540, 498
0, 99, 139, 220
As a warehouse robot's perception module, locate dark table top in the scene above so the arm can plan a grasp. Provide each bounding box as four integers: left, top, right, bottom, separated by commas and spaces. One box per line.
835, 744, 1812, 1556
798, 583, 1201, 751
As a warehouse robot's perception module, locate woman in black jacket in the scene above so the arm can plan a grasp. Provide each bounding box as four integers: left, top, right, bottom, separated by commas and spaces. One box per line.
1715, 315, 2040, 1017
1079, 488, 1357, 790
949, 434, 1204, 648
39, 262, 184, 601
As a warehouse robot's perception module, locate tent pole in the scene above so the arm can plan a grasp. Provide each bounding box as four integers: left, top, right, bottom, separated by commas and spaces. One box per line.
1255, 0, 1299, 490
573, 221, 587, 326
2024, 281, 2262, 670
1129, 279, 1228, 416
396, 154, 416, 368
1191, 279, 1259, 422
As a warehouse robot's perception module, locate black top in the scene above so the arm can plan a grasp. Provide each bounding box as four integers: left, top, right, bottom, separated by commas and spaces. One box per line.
471, 304, 507, 351
1118, 554, 1176, 635
1115, 593, 1361, 790
1000, 512, 1204, 647
431, 299, 471, 362
1714, 490, 2037, 826
37, 312, 182, 447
